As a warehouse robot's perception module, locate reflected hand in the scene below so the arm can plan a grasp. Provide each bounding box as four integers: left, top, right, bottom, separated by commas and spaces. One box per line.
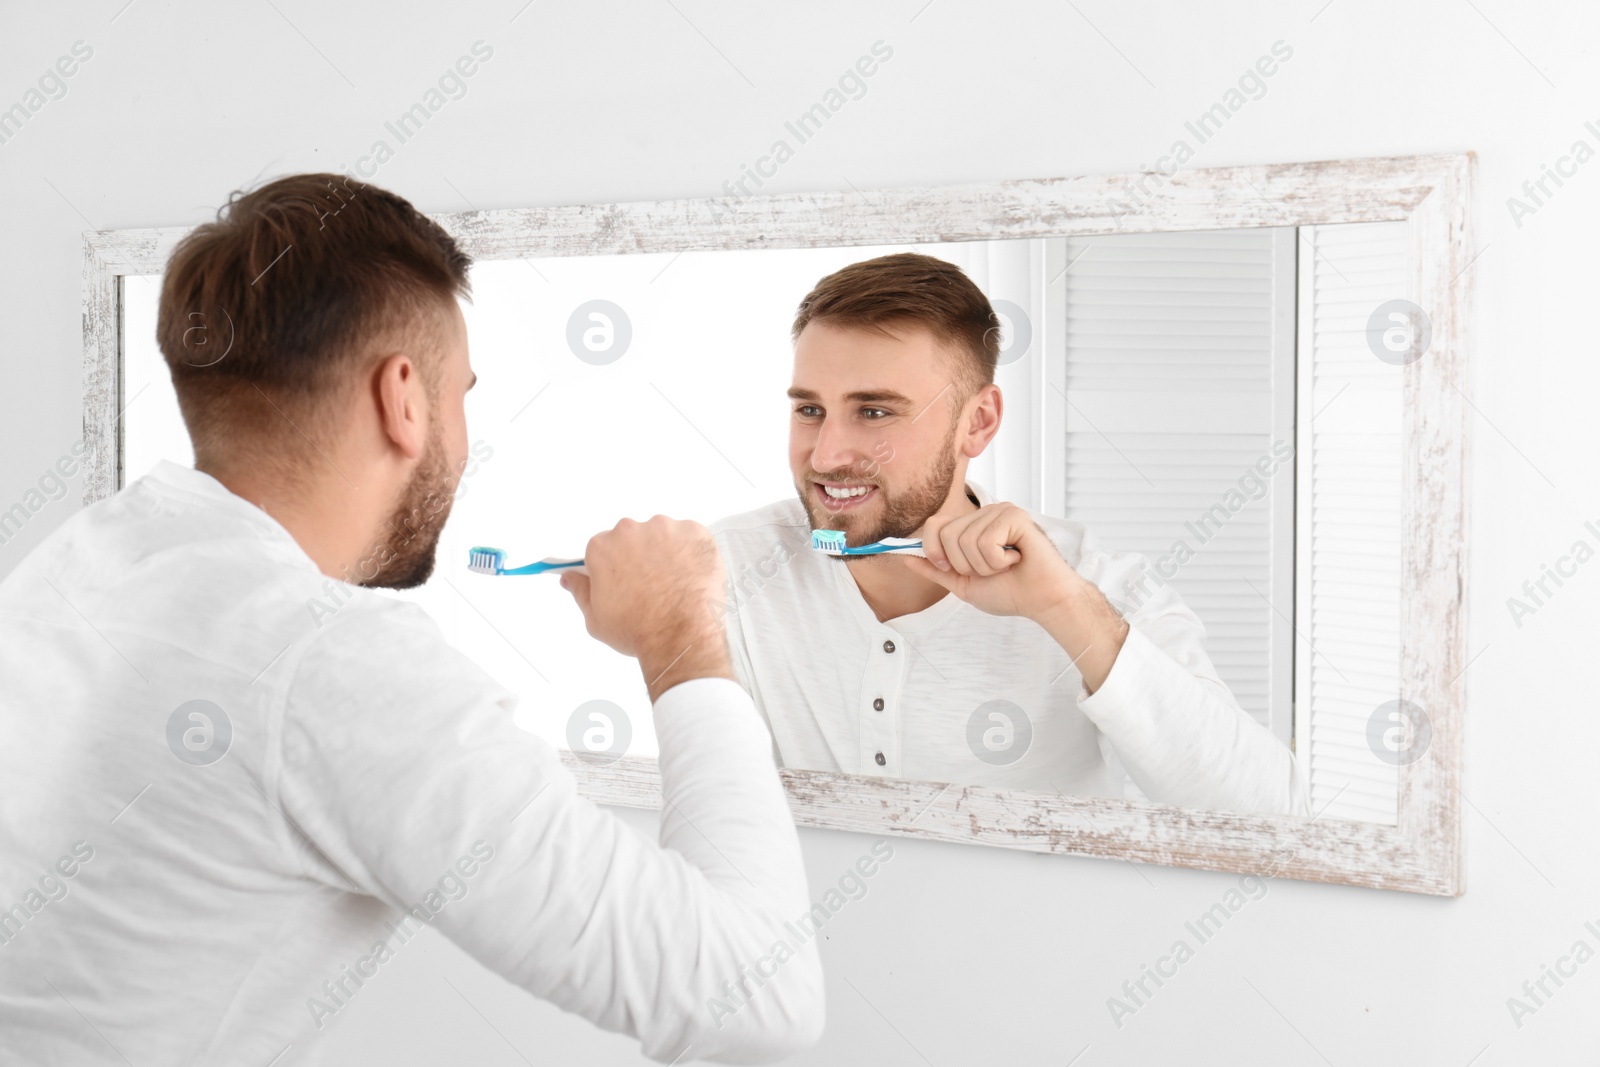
900, 502, 1078, 621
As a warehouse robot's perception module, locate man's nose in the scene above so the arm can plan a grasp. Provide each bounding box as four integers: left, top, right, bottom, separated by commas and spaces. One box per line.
810, 418, 869, 478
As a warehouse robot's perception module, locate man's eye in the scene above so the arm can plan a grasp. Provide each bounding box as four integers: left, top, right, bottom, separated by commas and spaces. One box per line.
862, 408, 891, 419
796, 405, 821, 418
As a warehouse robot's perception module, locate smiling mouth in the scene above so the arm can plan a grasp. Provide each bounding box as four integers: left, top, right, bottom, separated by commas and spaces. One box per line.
816, 482, 878, 512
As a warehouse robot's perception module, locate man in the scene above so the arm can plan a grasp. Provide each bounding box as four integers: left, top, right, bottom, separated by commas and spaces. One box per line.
0, 175, 823, 1064
709, 252, 1309, 816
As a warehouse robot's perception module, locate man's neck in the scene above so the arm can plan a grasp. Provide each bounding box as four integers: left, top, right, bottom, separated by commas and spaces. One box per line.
200, 461, 382, 582
843, 484, 980, 624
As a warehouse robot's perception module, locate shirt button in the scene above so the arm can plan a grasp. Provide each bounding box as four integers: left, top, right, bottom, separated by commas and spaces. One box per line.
874, 752, 886, 766
872, 697, 884, 711
882, 640, 896, 653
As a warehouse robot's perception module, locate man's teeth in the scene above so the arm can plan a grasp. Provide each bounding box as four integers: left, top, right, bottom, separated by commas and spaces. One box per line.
823, 485, 874, 499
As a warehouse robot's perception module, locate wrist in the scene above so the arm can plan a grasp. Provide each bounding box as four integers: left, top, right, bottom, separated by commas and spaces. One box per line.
1031, 571, 1094, 630
1035, 576, 1130, 695
639, 626, 734, 703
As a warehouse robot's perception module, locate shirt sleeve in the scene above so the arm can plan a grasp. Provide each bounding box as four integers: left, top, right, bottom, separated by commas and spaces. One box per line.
273, 599, 824, 1064
1072, 547, 1312, 818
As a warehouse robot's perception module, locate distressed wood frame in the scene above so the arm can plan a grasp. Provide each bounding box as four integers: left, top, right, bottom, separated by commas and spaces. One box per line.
81, 152, 1473, 895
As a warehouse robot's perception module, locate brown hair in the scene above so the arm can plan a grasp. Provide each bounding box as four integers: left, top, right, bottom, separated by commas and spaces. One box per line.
790, 251, 1000, 401
156, 172, 472, 472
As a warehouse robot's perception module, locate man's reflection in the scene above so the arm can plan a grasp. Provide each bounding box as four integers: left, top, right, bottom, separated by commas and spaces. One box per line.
709, 252, 1309, 817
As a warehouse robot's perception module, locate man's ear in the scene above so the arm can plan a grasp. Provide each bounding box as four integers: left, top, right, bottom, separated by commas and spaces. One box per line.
373, 352, 428, 460
960, 383, 1003, 458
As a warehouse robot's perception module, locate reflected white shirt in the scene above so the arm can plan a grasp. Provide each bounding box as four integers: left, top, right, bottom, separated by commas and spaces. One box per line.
0, 460, 822, 1066
709, 481, 1309, 817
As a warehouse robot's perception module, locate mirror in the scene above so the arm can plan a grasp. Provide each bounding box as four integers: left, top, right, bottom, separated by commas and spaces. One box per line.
92, 153, 1472, 893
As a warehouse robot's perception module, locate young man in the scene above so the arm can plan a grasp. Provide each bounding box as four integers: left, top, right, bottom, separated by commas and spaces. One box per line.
0, 175, 823, 1064
709, 253, 1309, 816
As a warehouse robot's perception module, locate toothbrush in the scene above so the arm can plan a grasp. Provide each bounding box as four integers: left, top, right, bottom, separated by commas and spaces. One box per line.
467, 546, 588, 576
810, 529, 1021, 560
810, 530, 928, 558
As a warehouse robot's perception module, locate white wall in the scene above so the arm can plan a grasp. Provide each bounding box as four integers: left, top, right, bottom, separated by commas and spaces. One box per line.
3, 2, 1596, 1062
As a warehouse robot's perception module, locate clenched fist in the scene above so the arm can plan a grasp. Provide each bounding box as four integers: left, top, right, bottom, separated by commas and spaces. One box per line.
559, 515, 734, 702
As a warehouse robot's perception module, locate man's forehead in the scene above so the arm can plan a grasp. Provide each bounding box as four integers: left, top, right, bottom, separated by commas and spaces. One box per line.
790, 334, 960, 405
796, 316, 940, 350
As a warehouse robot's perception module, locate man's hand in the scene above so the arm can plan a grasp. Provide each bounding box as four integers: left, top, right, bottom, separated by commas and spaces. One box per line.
901, 502, 1130, 693
559, 516, 734, 703
900, 502, 1077, 622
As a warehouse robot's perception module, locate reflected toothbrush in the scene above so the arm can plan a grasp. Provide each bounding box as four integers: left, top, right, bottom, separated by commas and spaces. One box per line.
810, 529, 1020, 560
467, 546, 588, 576
810, 530, 927, 558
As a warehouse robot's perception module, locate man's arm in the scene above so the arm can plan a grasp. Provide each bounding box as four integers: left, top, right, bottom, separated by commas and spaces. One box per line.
1041, 572, 1311, 816
1031, 573, 1130, 696
905, 502, 1309, 817
275, 601, 824, 1064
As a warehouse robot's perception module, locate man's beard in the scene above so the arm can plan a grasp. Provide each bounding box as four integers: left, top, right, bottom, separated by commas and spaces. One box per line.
797, 417, 960, 548
364, 422, 457, 590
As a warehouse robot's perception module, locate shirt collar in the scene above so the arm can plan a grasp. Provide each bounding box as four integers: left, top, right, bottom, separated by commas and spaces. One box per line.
138, 460, 315, 561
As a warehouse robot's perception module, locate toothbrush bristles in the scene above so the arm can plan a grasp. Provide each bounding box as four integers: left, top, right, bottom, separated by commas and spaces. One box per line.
811, 529, 850, 554
467, 546, 506, 574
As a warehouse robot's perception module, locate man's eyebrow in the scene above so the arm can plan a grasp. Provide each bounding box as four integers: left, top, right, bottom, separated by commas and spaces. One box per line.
786, 386, 915, 406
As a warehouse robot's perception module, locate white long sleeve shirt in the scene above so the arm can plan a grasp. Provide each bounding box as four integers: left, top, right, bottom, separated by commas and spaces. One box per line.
0, 460, 823, 1065
708, 481, 1309, 817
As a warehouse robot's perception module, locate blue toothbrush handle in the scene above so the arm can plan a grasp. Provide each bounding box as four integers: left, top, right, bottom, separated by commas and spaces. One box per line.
839, 540, 1018, 558
842, 541, 925, 557
502, 559, 588, 576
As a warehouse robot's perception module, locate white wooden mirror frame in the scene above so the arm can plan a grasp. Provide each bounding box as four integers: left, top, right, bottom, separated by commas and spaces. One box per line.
80, 152, 1473, 895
